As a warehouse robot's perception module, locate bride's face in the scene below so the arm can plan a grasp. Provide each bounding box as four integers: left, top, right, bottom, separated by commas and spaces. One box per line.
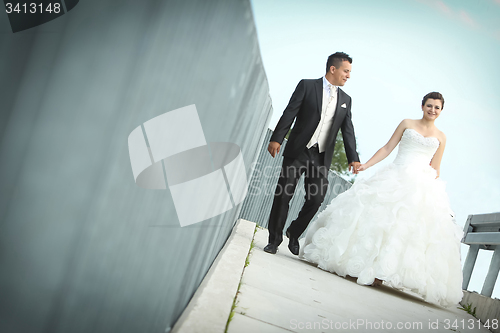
421, 99, 442, 120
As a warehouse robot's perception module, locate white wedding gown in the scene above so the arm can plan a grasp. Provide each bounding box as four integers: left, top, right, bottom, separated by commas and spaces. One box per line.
299, 128, 463, 307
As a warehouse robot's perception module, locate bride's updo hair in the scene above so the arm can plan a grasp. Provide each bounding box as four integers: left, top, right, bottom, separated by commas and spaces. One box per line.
422, 92, 445, 109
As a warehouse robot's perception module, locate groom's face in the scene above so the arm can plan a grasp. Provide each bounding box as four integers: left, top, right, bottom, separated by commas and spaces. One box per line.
330, 61, 352, 86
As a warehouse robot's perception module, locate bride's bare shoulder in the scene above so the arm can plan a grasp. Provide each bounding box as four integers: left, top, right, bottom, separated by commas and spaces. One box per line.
399, 118, 416, 128
435, 128, 447, 144
401, 119, 420, 126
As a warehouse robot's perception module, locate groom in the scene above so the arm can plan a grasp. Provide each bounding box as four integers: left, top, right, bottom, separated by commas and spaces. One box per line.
264, 52, 360, 255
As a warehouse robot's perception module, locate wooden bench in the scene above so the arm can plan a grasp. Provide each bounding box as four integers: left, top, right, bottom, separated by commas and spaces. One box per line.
462, 212, 500, 297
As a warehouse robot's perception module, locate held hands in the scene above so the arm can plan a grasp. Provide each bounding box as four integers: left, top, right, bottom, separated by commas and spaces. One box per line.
349, 162, 369, 174
356, 164, 369, 172
268, 141, 281, 158
268, 144, 367, 173
349, 162, 361, 174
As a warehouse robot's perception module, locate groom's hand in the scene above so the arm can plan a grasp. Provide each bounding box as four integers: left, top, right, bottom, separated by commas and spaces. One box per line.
349, 162, 361, 174
268, 141, 281, 158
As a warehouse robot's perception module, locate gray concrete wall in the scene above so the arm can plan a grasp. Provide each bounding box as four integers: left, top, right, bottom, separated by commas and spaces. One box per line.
0, 1, 271, 332
461, 291, 500, 333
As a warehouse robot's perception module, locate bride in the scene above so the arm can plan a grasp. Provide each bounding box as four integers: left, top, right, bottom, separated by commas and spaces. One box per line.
299, 92, 463, 307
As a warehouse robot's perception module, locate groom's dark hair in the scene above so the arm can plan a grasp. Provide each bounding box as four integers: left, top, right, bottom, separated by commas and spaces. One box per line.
422, 92, 445, 109
326, 52, 352, 73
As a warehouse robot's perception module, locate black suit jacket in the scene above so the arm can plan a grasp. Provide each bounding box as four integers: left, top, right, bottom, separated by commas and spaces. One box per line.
270, 78, 360, 168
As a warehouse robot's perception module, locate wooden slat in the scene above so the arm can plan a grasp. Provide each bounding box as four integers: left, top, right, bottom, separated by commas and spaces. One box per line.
470, 212, 500, 226
464, 232, 500, 245
471, 225, 500, 233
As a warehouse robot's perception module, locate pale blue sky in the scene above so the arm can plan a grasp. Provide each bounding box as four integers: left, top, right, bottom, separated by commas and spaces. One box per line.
251, 0, 500, 298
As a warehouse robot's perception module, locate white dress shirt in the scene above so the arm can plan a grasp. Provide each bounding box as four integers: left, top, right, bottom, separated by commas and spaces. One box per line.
306, 76, 338, 152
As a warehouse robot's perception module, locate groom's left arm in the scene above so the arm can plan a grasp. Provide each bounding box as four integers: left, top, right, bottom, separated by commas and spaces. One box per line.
340, 98, 360, 164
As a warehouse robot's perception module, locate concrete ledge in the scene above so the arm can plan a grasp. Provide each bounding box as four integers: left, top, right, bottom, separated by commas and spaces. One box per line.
171, 219, 256, 333
461, 290, 500, 333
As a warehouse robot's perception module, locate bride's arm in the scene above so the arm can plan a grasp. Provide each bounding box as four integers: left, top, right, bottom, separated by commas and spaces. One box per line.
430, 134, 446, 178
357, 119, 408, 171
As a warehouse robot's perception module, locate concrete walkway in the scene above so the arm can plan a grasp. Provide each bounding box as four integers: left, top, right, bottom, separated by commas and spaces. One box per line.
173, 219, 492, 333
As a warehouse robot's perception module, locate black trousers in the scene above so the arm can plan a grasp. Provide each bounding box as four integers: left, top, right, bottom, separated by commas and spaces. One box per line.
267, 145, 329, 245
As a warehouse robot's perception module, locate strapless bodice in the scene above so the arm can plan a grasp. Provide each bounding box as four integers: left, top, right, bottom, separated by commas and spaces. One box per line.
393, 128, 440, 166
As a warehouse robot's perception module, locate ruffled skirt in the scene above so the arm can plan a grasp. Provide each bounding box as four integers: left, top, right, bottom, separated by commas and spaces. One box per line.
300, 162, 463, 307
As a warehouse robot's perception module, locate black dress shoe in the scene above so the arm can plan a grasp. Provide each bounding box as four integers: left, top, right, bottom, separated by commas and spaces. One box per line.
286, 230, 299, 255
263, 243, 278, 254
